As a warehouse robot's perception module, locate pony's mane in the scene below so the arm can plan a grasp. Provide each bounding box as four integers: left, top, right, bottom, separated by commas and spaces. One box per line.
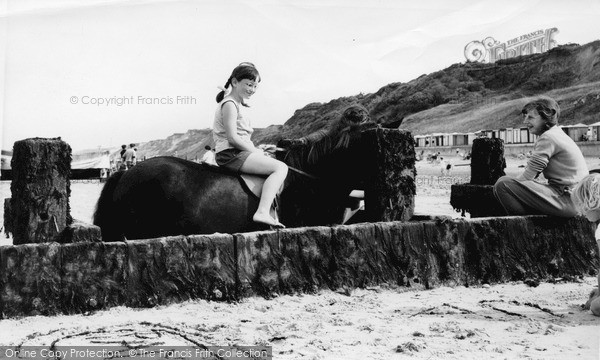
282, 104, 374, 169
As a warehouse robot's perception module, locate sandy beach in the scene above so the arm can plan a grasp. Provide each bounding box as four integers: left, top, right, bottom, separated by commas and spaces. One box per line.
0, 278, 597, 359
0, 155, 598, 359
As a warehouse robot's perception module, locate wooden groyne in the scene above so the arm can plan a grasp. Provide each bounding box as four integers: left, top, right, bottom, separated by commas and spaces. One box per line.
2, 136, 597, 319
450, 138, 506, 217
1, 215, 597, 318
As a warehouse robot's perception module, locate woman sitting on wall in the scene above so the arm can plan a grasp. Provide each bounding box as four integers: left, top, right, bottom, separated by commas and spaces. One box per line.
493, 96, 588, 217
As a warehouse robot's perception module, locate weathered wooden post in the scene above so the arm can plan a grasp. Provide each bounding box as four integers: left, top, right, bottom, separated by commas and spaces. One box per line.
450, 138, 506, 217
6, 138, 72, 244
469, 137, 506, 185
362, 127, 416, 222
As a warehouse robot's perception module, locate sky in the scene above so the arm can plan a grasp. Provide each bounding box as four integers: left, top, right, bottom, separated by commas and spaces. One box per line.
1, 0, 600, 151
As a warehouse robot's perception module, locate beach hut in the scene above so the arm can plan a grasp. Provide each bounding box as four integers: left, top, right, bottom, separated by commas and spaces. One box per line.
519, 127, 531, 143
588, 121, 600, 141
429, 133, 446, 147
427, 134, 435, 147
498, 129, 505, 142
451, 132, 470, 146
414, 135, 428, 147
560, 124, 589, 142
467, 132, 477, 145
511, 128, 521, 143
502, 128, 512, 144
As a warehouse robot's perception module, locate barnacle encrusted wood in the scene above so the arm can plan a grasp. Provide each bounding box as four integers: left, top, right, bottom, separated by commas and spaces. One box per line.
362, 127, 416, 222
470, 138, 506, 185
9, 138, 72, 244
450, 137, 506, 216
450, 184, 505, 217
0, 216, 596, 318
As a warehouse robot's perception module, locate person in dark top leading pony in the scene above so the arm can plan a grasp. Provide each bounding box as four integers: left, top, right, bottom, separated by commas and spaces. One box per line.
213, 62, 288, 228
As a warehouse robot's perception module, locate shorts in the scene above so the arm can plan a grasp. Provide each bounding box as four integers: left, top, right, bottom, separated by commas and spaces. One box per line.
215, 148, 252, 173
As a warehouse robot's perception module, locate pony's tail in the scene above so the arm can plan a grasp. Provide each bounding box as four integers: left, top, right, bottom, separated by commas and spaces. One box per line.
93, 171, 126, 241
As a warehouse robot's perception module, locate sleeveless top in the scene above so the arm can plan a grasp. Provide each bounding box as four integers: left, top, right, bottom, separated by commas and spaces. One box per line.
213, 98, 254, 153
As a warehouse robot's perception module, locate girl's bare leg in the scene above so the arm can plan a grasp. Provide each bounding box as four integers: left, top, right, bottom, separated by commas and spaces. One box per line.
240, 152, 288, 227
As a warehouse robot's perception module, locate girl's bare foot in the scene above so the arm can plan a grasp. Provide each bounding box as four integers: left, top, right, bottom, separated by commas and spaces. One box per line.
253, 212, 285, 228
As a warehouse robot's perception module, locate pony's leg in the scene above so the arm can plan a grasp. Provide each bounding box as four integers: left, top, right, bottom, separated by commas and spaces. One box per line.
240, 152, 288, 227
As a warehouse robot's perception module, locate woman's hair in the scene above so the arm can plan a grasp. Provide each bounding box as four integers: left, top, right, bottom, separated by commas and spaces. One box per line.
572, 173, 600, 214
521, 96, 560, 129
215, 62, 261, 106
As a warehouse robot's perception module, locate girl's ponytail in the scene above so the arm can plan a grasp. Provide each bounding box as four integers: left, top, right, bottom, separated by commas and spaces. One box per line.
215, 89, 225, 103
215, 77, 232, 103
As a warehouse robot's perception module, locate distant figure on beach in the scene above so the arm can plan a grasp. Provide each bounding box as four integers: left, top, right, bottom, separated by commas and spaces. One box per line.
119, 144, 127, 170
428, 151, 441, 164
201, 145, 216, 165
571, 173, 600, 316
213, 62, 288, 228
456, 149, 471, 160
493, 97, 588, 217
433, 152, 441, 165
439, 157, 451, 176
123, 143, 136, 170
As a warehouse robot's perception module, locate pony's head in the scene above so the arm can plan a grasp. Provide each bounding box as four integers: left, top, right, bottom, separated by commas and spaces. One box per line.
278, 104, 377, 167
276, 104, 377, 226
330, 104, 377, 149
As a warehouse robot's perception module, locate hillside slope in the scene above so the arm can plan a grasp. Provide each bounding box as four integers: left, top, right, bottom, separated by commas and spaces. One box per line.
401, 81, 600, 135
136, 40, 600, 159
138, 129, 213, 160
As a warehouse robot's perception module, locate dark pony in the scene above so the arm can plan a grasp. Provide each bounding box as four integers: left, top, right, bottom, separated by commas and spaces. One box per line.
93, 104, 376, 240
93, 158, 267, 241
277, 104, 376, 226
